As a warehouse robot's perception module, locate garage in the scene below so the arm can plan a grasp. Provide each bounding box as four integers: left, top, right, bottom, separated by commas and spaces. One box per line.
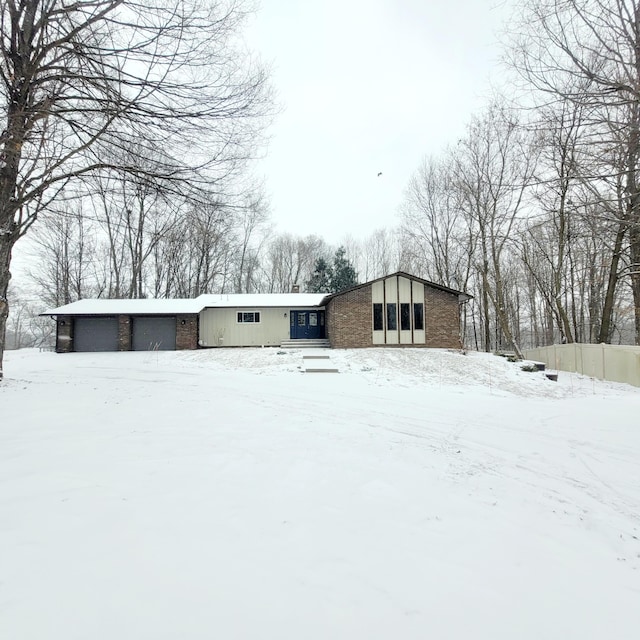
74, 316, 119, 352
132, 316, 176, 351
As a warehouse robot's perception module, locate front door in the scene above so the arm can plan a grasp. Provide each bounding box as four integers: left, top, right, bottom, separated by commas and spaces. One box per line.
290, 310, 325, 339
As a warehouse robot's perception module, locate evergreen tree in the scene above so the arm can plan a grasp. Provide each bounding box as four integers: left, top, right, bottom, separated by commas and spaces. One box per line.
330, 247, 358, 292
306, 257, 332, 292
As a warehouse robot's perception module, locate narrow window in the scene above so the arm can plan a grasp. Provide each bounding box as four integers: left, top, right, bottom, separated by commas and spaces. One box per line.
309, 312, 317, 326
413, 303, 424, 330
400, 303, 411, 330
254, 312, 260, 323
237, 312, 243, 323
373, 303, 383, 331
386, 303, 397, 330
298, 314, 306, 326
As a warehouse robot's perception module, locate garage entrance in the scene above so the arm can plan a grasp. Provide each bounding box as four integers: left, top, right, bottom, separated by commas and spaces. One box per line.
74, 317, 119, 352
132, 316, 176, 351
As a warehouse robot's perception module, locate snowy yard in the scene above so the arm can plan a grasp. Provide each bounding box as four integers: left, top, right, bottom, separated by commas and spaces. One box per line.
1, 347, 639, 639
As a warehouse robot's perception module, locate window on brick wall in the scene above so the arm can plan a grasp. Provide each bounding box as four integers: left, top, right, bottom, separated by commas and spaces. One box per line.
373, 303, 383, 330
413, 303, 424, 330
400, 303, 411, 330
386, 303, 397, 330
237, 311, 261, 323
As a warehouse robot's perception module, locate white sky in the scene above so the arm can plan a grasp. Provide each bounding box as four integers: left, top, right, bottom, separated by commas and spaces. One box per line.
246, 0, 511, 244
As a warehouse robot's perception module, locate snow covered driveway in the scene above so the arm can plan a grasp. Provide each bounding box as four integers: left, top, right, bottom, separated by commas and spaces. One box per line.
2, 349, 639, 639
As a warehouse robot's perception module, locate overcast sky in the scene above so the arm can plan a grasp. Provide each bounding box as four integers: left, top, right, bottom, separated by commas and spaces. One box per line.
245, 0, 512, 245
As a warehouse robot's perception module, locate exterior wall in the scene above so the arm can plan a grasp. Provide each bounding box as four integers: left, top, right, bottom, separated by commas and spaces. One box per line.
327, 276, 462, 349
424, 288, 461, 349
176, 314, 198, 350
326, 286, 373, 348
118, 315, 131, 351
56, 314, 194, 352
199, 307, 321, 347
56, 315, 73, 353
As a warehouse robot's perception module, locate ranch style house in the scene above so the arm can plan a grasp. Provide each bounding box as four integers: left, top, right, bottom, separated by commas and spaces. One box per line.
44, 272, 471, 352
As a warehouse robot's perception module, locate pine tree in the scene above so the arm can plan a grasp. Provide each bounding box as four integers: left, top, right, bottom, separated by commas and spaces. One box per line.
306, 257, 332, 292
330, 247, 358, 292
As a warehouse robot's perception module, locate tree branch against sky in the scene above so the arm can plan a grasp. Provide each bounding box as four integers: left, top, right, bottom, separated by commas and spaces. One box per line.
0, 0, 273, 378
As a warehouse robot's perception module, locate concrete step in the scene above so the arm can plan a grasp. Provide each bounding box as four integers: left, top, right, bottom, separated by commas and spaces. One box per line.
280, 339, 330, 349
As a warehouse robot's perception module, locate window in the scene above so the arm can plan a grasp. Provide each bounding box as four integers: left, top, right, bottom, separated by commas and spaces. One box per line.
237, 311, 261, 323
413, 303, 424, 330
386, 303, 397, 330
400, 303, 411, 331
297, 314, 306, 326
309, 312, 317, 326
373, 303, 383, 331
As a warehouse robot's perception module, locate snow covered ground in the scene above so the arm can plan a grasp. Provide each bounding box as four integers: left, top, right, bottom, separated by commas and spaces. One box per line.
1, 347, 639, 639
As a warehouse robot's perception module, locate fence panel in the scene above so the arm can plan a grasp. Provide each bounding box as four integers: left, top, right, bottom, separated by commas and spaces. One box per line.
523, 344, 640, 388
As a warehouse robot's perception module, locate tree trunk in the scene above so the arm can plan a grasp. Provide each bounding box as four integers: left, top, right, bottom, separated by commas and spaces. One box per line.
0, 231, 16, 380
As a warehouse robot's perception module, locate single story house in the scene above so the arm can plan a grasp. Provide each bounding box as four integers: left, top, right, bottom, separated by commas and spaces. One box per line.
44, 272, 470, 352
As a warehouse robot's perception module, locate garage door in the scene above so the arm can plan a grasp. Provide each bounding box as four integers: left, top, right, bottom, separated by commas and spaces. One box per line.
74, 317, 119, 352
132, 316, 176, 351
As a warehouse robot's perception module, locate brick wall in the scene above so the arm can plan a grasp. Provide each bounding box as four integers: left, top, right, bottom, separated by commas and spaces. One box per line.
176, 314, 198, 350
326, 282, 462, 349
326, 286, 373, 348
424, 288, 461, 349
118, 315, 131, 351
55, 315, 73, 353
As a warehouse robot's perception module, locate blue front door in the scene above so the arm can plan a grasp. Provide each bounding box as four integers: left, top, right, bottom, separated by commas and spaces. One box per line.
290, 310, 325, 339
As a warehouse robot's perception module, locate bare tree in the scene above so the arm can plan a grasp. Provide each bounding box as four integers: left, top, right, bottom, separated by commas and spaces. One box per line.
509, 0, 640, 344
0, 0, 272, 377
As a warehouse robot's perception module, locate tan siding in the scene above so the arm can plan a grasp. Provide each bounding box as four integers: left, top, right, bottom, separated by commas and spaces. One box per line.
199, 307, 321, 347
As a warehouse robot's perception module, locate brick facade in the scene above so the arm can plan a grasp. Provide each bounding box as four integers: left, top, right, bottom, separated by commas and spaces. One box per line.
326, 286, 373, 348
326, 278, 463, 349
56, 314, 198, 351
424, 288, 462, 349
176, 314, 198, 350
118, 315, 131, 351
55, 315, 73, 353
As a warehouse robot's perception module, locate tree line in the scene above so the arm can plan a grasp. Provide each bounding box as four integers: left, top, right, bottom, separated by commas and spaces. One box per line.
4, 0, 640, 366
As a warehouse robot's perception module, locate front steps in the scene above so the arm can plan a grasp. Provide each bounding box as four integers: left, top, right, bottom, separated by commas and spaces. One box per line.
302, 354, 339, 373
280, 339, 330, 349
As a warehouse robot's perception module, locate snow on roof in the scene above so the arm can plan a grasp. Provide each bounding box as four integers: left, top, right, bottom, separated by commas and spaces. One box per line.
196, 293, 328, 308
43, 293, 329, 316
43, 298, 203, 316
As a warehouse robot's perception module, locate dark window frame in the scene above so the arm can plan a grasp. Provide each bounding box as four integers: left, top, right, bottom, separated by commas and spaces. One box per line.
400, 303, 411, 331
386, 303, 397, 331
373, 303, 383, 331
237, 311, 261, 324
413, 303, 424, 331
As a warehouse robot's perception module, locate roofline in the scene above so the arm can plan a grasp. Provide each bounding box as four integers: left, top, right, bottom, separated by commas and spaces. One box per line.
320, 271, 473, 304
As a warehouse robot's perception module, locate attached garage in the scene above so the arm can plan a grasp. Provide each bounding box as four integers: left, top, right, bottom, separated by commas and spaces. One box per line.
44, 299, 200, 353
74, 316, 119, 352
132, 317, 176, 351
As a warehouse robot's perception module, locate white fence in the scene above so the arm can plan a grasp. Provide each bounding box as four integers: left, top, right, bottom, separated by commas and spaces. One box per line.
523, 344, 640, 388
